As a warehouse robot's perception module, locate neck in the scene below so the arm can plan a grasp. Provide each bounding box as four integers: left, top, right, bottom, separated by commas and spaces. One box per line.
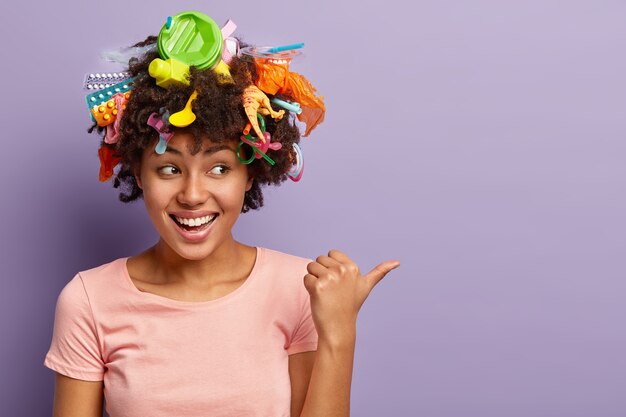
149, 236, 250, 288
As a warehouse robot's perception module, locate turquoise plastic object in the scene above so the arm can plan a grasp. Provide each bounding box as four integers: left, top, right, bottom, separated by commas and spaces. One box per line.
271, 98, 302, 114
157, 11, 223, 70
155, 137, 168, 154
267, 43, 304, 53
85, 77, 134, 121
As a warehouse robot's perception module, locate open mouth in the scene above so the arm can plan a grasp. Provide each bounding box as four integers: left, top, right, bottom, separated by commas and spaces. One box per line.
170, 214, 218, 232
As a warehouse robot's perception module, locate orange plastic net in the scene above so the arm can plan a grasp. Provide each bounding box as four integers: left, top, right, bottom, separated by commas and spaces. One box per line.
254, 60, 325, 137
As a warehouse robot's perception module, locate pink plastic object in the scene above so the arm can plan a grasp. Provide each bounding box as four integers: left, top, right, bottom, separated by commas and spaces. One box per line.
104, 93, 128, 144
147, 113, 174, 153
290, 165, 304, 182
220, 20, 239, 64
287, 143, 304, 182
240, 131, 282, 160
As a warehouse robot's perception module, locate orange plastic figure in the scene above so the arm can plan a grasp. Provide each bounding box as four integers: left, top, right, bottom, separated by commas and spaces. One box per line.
242, 85, 285, 143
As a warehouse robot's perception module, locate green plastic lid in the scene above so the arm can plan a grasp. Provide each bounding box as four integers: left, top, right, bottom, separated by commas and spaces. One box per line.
157, 11, 223, 70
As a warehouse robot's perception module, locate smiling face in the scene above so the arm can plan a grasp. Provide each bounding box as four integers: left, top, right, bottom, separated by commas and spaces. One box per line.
135, 131, 253, 261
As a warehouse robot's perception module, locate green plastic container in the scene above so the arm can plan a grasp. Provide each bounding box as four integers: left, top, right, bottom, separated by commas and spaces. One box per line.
157, 11, 223, 70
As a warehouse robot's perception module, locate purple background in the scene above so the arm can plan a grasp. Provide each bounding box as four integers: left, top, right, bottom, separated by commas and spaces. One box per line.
1, 0, 625, 415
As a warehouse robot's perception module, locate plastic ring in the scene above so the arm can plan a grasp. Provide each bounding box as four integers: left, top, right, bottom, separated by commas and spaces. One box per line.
288, 143, 304, 181
290, 164, 304, 182
237, 140, 276, 166
236, 141, 255, 164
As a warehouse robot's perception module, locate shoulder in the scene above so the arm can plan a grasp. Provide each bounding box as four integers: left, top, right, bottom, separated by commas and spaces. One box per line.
57, 258, 128, 306
259, 247, 312, 270
73, 257, 128, 290
77, 257, 127, 281
256, 247, 312, 294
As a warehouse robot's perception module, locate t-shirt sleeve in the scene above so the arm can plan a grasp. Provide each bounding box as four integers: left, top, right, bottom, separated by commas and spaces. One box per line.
43, 273, 105, 381
286, 278, 318, 355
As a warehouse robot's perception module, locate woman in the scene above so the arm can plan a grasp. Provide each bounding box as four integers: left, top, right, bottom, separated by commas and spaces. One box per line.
45, 11, 400, 417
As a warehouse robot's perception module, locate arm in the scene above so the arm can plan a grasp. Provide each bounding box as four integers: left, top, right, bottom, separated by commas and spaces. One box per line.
45, 274, 107, 416
52, 373, 104, 417
289, 351, 316, 417
298, 328, 356, 417
299, 250, 400, 417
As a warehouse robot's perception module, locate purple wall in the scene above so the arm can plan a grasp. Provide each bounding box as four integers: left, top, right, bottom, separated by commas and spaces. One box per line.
1, 0, 625, 415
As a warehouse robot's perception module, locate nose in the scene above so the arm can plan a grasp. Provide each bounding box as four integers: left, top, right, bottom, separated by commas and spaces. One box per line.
177, 173, 210, 207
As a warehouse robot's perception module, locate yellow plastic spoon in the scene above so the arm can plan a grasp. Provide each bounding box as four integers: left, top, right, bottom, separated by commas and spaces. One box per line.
169, 90, 198, 127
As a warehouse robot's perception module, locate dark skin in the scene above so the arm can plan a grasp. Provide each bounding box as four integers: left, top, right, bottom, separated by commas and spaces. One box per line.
89, 132, 401, 416
125, 244, 256, 302
98, 37, 301, 211
79, 37, 401, 417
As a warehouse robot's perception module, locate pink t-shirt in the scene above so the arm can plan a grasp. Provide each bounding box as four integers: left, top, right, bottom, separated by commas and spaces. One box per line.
44, 247, 318, 417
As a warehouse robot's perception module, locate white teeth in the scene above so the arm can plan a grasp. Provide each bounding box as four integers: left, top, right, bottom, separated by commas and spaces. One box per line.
174, 215, 216, 227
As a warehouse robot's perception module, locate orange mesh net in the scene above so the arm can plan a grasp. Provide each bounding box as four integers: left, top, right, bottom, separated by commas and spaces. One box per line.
254, 60, 325, 137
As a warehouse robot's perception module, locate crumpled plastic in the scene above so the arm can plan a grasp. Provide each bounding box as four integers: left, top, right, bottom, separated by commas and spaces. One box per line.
104, 93, 127, 144
98, 144, 122, 182
254, 60, 325, 137
101, 43, 158, 64
220, 20, 239, 65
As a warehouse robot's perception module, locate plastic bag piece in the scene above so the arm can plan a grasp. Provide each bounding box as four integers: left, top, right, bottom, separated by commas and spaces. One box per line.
104, 93, 128, 144
284, 72, 325, 137
98, 144, 121, 182
254, 61, 325, 137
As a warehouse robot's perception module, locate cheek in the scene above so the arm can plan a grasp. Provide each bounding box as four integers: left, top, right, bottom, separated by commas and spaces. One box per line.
141, 178, 175, 212
220, 185, 246, 208
215, 178, 250, 210
142, 191, 166, 222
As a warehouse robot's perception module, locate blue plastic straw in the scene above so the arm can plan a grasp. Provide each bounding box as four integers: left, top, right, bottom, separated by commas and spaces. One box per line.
267, 43, 305, 53
271, 98, 303, 114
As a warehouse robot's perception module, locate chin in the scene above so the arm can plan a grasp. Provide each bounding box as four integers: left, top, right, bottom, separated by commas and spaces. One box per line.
177, 248, 216, 261
165, 239, 222, 262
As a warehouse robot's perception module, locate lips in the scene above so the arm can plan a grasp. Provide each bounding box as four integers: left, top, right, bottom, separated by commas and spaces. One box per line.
172, 214, 217, 229
169, 213, 218, 242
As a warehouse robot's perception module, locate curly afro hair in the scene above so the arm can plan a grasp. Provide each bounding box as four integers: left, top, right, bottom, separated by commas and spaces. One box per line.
90, 36, 302, 213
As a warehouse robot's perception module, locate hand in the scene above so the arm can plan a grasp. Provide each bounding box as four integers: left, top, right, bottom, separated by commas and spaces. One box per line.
303, 250, 400, 344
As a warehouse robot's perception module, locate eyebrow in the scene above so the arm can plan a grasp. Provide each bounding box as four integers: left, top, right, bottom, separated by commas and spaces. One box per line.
152, 144, 233, 156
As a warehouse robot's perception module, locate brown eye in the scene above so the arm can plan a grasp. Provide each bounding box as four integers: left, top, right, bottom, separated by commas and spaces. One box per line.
209, 165, 230, 175
158, 166, 180, 175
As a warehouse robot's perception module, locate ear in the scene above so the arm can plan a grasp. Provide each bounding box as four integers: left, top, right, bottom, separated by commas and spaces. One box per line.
245, 176, 254, 192
134, 167, 143, 189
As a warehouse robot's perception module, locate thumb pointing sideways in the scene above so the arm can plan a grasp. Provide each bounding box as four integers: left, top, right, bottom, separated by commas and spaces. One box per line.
364, 260, 401, 288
